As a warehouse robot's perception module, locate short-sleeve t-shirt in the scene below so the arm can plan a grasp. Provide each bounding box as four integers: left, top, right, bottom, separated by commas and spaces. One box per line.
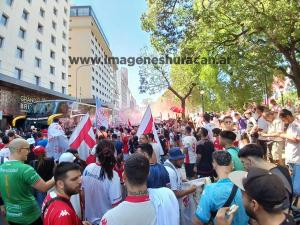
164, 160, 182, 191
285, 120, 300, 164
147, 163, 170, 188
0, 160, 41, 224
42, 191, 81, 225
82, 163, 122, 225
182, 135, 197, 164
226, 147, 244, 171
195, 178, 249, 225
196, 139, 215, 175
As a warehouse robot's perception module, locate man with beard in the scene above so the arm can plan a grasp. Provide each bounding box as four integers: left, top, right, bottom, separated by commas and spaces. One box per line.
228, 167, 296, 225
42, 162, 91, 225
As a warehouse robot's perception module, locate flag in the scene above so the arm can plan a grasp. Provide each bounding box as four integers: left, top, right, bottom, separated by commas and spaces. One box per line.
137, 106, 164, 155
46, 122, 69, 161
69, 113, 96, 160
96, 97, 109, 129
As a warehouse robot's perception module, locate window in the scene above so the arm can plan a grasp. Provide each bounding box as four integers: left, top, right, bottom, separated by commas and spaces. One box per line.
15, 67, 22, 79
62, 59, 66, 66
37, 23, 43, 33
51, 35, 56, 44
50, 50, 55, 59
62, 32, 66, 39
62, 86, 66, 94
27, 0, 31, 3
1, 14, 9, 26
22, 9, 29, 20
0, 36, 3, 48
63, 19, 67, 27
35, 76, 40, 86
50, 66, 55, 75
19, 27, 26, 39
35, 57, 41, 68
16, 47, 23, 58
40, 8, 45, 17
53, 7, 57, 15
62, 72, 66, 80
62, 45, 66, 53
36, 39, 42, 50
64, 7, 68, 15
92, 86, 95, 90
6, 0, 13, 6
50, 81, 54, 90
52, 21, 56, 30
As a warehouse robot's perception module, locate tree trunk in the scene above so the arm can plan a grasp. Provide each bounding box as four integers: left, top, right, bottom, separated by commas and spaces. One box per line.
292, 75, 300, 98
181, 98, 186, 119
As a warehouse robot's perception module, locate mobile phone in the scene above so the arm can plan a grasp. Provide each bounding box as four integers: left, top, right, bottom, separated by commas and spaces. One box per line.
225, 205, 239, 218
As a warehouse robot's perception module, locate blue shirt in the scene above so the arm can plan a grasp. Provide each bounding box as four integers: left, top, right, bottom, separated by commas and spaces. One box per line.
36, 139, 48, 147
195, 178, 249, 225
147, 163, 170, 188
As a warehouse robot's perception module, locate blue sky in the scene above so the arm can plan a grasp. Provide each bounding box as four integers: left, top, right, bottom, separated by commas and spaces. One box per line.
71, 0, 161, 104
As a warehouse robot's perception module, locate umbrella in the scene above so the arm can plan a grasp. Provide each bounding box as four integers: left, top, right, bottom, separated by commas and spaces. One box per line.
170, 106, 183, 113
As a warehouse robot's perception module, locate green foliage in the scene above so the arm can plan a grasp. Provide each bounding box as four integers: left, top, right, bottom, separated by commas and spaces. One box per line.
141, 0, 300, 107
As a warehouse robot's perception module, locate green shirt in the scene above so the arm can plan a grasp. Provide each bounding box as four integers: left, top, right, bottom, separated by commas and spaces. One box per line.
227, 147, 244, 171
0, 160, 41, 224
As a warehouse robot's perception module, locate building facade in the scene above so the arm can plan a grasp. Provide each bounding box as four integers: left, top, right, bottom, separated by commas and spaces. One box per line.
0, 0, 73, 129
68, 6, 118, 107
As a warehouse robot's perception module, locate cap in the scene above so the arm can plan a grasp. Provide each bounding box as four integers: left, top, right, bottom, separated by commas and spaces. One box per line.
229, 167, 286, 210
26, 138, 35, 145
169, 147, 185, 161
59, 152, 76, 163
33, 146, 46, 157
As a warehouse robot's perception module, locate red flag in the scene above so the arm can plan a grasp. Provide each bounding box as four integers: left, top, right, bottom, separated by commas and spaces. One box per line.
69, 113, 96, 160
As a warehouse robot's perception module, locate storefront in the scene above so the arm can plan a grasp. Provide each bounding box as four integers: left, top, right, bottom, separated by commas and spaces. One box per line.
0, 74, 75, 131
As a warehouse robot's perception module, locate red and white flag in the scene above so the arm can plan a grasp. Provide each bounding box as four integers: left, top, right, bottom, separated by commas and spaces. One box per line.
137, 106, 164, 155
69, 113, 96, 160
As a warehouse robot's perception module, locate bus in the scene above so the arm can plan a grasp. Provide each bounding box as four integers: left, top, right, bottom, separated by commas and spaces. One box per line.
25, 100, 98, 130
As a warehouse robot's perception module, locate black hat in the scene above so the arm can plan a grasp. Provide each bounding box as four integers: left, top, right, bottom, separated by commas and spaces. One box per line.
229, 167, 286, 210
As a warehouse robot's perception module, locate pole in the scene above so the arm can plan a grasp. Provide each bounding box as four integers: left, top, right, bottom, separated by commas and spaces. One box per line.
281, 91, 284, 106
76, 64, 95, 101
264, 73, 268, 106
201, 95, 204, 113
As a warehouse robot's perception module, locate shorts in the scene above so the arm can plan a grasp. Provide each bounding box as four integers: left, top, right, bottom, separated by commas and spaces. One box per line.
184, 163, 195, 178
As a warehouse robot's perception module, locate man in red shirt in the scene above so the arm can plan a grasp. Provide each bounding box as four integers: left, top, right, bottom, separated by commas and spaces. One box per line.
42, 162, 91, 225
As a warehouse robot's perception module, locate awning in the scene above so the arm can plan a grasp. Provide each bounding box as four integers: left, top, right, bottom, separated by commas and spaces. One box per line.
47, 113, 63, 125
12, 115, 26, 127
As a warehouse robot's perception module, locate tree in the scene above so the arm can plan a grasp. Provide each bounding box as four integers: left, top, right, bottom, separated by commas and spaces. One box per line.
142, 0, 300, 96
138, 50, 198, 118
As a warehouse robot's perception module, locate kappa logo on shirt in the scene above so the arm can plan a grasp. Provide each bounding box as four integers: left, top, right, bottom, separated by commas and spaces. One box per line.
59, 210, 70, 218
100, 218, 107, 225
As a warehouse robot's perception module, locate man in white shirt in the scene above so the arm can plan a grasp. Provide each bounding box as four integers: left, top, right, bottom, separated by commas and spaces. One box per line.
182, 126, 197, 179
202, 113, 215, 141
279, 109, 300, 165
100, 154, 156, 225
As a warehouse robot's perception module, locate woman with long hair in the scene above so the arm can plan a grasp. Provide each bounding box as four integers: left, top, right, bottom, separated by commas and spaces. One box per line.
31, 145, 55, 206
82, 140, 122, 225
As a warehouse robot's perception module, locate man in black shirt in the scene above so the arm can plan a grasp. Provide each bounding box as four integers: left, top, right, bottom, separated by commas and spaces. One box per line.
226, 168, 296, 225
196, 127, 215, 178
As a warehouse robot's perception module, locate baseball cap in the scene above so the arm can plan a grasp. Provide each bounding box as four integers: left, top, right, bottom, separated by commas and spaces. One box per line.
59, 152, 76, 163
32, 146, 46, 157
169, 147, 185, 161
229, 167, 286, 210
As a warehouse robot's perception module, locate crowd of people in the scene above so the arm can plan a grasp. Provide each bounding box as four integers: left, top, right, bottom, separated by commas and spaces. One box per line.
0, 99, 300, 225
